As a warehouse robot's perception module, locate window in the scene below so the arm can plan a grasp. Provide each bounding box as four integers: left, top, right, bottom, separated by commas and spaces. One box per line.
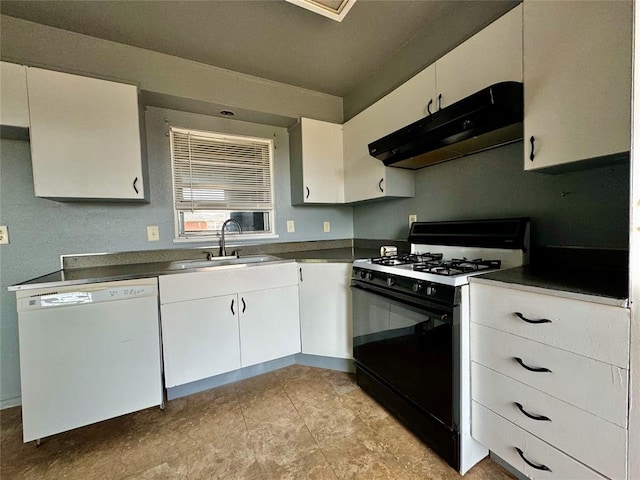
170, 127, 275, 239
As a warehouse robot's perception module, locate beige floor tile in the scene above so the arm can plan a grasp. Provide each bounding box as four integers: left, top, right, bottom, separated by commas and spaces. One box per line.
188, 436, 261, 480
248, 417, 319, 468
260, 449, 337, 480
0, 367, 516, 480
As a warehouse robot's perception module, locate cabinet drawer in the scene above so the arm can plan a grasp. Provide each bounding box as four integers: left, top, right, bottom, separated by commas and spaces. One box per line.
159, 262, 297, 304
470, 283, 629, 368
472, 363, 626, 479
471, 323, 627, 427
472, 402, 607, 480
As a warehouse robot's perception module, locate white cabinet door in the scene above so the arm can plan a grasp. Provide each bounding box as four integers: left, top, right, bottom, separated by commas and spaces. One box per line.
0, 61, 29, 128
436, 4, 522, 109
523, 0, 632, 171
239, 285, 301, 367
161, 294, 240, 387
290, 118, 344, 204
343, 101, 414, 203
26, 67, 145, 200
382, 64, 437, 134
299, 263, 352, 359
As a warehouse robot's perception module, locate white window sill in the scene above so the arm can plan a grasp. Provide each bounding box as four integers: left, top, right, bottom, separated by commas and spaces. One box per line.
173, 233, 280, 244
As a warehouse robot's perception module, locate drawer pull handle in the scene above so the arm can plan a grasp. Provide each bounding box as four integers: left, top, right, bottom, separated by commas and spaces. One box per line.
514, 357, 552, 373
514, 402, 551, 422
514, 312, 552, 324
515, 447, 551, 472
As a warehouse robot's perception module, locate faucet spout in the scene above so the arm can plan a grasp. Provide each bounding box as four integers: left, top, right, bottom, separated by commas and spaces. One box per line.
220, 219, 242, 257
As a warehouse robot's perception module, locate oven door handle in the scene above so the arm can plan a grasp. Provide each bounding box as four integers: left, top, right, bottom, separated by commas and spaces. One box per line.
351, 281, 452, 320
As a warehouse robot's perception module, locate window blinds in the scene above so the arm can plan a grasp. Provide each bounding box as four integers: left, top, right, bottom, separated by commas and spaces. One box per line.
171, 127, 274, 211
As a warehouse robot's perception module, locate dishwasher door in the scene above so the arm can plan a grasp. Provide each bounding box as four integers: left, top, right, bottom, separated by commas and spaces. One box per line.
16, 278, 163, 442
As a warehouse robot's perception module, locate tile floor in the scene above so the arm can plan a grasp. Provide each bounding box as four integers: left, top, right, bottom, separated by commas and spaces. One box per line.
0, 365, 516, 479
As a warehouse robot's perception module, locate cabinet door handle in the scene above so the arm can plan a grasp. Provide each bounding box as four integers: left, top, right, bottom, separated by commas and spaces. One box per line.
515, 447, 551, 472
133, 176, 139, 194
514, 357, 552, 373
514, 312, 552, 324
230, 299, 235, 315
378, 178, 384, 192
299, 267, 303, 282
427, 99, 433, 115
241, 297, 246, 313
514, 402, 551, 422
305, 186, 310, 199
529, 136, 535, 161
437, 93, 442, 110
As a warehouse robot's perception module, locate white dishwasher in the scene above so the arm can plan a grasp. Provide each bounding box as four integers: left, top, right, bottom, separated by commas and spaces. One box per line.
16, 278, 163, 442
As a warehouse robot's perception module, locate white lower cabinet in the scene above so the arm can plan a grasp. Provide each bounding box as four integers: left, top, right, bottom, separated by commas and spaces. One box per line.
298, 263, 352, 359
161, 294, 240, 388
469, 281, 630, 480
159, 263, 300, 387
472, 403, 607, 480
239, 285, 300, 367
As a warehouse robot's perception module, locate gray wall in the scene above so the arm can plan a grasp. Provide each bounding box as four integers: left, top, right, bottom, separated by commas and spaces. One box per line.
0, 107, 353, 407
353, 142, 629, 248
0, 15, 343, 125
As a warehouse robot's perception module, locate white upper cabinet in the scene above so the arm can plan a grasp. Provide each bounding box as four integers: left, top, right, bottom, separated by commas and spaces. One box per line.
343, 100, 415, 203
290, 117, 344, 204
523, 0, 632, 172
382, 64, 437, 134
1, 61, 29, 128
26, 67, 146, 200
436, 4, 523, 109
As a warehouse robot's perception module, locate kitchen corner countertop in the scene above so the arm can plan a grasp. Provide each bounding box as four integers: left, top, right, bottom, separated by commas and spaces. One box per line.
8, 247, 378, 291
471, 266, 629, 308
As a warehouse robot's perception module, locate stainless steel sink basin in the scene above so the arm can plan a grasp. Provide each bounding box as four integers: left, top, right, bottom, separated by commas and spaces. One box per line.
166, 255, 282, 271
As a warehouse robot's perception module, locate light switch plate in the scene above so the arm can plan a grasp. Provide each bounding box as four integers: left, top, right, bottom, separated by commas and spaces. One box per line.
409, 214, 417, 227
0, 225, 9, 244
323, 221, 331, 233
147, 226, 159, 241
287, 220, 295, 233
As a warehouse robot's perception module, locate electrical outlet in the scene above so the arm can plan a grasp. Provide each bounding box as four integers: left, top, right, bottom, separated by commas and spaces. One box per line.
287, 220, 295, 233
0, 225, 9, 245
147, 226, 159, 241
323, 221, 331, 233
409, 214, 417, 227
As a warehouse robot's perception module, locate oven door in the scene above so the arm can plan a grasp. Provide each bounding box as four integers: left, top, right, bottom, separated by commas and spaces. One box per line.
352, 282, 457, 430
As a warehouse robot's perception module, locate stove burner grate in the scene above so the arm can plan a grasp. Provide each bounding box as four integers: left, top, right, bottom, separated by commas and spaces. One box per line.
413, 258, 502, 276
371, 253, 443, 266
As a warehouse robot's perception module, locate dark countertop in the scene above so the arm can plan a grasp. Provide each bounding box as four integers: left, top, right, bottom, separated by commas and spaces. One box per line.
9, 247, 378, 291
472, 265, 629, 307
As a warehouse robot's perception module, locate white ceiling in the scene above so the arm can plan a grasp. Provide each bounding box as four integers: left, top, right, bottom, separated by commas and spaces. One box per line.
0, 0, 518, 99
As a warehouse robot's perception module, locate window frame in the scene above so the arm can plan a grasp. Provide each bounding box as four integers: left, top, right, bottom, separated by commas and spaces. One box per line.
169, 126, 277, 242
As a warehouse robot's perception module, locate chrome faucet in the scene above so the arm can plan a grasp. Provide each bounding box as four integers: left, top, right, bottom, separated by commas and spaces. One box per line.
220, 219, 242, 257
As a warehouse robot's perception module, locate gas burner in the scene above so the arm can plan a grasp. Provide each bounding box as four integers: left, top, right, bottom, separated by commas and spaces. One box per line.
413, 258, 501, 276
371, 253, 443, 266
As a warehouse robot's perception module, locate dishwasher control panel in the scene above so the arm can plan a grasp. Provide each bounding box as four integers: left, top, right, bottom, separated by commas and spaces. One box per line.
17, 281, 157, 311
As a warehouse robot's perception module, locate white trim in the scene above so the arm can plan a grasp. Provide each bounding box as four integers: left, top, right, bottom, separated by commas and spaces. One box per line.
285, 0, 356, 22
1, 396, 21, 410
173, 234, 280, 244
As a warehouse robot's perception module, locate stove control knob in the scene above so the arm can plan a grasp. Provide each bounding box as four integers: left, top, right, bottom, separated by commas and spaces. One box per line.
386, 277, 395, 287
359, 270, 366, 279
412, 282, 422, 293
366, 272, 374, 281
426, 286, 436, 296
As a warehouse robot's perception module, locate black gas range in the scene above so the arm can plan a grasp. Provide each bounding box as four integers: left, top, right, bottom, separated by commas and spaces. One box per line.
351, 217, 530, 474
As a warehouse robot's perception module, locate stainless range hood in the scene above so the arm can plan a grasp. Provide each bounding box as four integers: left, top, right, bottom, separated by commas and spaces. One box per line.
368, 81, 523, 170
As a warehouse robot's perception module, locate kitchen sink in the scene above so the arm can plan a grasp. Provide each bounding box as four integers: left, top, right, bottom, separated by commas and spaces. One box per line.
166, 255, 283, 271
